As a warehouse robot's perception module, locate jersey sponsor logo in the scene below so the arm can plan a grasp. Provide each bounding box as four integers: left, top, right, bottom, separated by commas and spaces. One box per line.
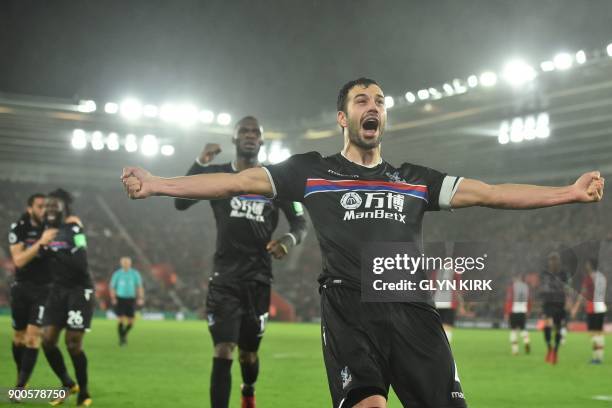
207, 313, 215, 326
230, 195, 268, 222
8, 232, 17, 244
340, 366, 352, 389
340, 192, 362, 210
341, 191, 408, 223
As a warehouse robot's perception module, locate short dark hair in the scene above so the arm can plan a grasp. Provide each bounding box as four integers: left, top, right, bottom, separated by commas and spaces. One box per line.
48, 188, 74, 215
235, 116, 259, 130
27, 193, 46, 207
337, 77, 380, 113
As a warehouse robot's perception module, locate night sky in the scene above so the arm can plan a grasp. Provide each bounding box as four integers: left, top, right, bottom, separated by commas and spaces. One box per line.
2, 0, 612, 126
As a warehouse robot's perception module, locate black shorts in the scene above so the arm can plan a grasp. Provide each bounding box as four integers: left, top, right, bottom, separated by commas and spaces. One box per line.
206, 281, 270, 352
542, 302, 566, 326
438, 308, 456, 326
115, 297, 136, 318
43, 285, 95, 331
10, 281, 51, 330
587, 313, 605, 331
321, 284, 466, 408
509, 313, 526, 330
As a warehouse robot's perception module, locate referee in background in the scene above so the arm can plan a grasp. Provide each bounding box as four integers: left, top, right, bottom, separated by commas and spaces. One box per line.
109, 257, 144, 346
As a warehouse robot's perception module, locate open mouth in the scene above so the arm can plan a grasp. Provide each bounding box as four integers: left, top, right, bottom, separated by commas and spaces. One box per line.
362, 117, 379, 132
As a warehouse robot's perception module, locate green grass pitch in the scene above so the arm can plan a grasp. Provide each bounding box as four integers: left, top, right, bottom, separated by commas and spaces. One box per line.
1, 316, 611, 407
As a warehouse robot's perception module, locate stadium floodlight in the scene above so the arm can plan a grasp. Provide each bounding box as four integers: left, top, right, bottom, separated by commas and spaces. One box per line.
479, 71, 497, 87
429, 88, 442, 100
77, 100, 96, 113
510, 117, 524, 143
553, 53, 573, 70
498, 121, 510, 145
125, 134, 138, 152
104, 102, 119, 114
106, 132, 120, 151
523, 116, 537, 140
384, 96, 395, 109
71, 129, 87, 150
160, 103, 177, 122
536, 112, 550, 138
143, 104, 159, 118
141, 134, 159, 156
575, 50, 587, 64
217, 113, 232, 126
502, 60, 536, 86
540, 61, 555, 72
160, 145, 175, 156
91, 131, 105, 151
607, 43, 612, 57
404, 92, 416, 103
176, 103, 198, 127
120, 98, 143, 120
199, 110, 215, 124
452, 79, 467, 94
442, 83, 454, 95
417, 89, 430, 100
467, 75, 478, 88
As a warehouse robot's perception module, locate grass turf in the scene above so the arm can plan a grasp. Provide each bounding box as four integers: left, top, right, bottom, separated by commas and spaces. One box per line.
1, 316, 611, 407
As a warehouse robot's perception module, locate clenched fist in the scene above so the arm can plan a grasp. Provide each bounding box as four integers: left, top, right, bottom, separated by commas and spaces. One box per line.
573, 171, 605, 203
121, 167, 157, 199
198, 143, 222, 165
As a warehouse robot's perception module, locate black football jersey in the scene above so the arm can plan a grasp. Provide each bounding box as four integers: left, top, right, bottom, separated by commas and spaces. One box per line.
8, 214, 49, 285
264, 152, 461, 289
43, 222, 92, 288
175, 161, 307, 284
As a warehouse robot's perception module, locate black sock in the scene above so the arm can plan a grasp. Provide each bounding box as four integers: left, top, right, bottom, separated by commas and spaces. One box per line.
43, 345, 74, 386
544, 327, 552, 347
554, 331, 562, 351
12, 342, 25, 374
125, 323, 133, 336
118, 323, 125, 338
240, 358, 259, 396
69, 351, 88, 394
211, 358, 232, 408
17, 347, 39, 387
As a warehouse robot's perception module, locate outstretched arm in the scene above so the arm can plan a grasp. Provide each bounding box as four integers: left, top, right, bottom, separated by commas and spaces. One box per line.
122, 166, 273, 200
451, 171, 604, 209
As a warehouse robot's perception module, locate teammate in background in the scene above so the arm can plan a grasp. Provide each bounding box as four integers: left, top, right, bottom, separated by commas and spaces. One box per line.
122, 78, 604, 408
174, 116, 307, 408
110, 256, 144, 346
539, 252, 571, 365
571, 258, 607, 364
40, 189, 94, 406
8, 193, 55, 398
505, 274, 532, 355
433, 266, 464, 344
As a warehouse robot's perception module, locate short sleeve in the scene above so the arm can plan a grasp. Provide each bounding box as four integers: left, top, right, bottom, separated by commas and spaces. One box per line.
403, 164, 463, 211
8, 222, 25, 246
135, 270, 143, 286
110, 272, 118, 288
264, 152, 320, 202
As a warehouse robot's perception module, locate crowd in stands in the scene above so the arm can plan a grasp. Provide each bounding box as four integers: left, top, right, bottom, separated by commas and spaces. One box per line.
1, 179, 611, 322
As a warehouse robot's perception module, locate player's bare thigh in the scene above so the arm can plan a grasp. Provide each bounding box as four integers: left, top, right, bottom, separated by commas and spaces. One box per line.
352, 395, 387, 408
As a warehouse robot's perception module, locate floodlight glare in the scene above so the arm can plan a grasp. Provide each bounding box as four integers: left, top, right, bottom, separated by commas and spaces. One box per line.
467, 75, 478, 88
77, 100, 97, 113
91, 131, 105, 151
217, 113, 232, 126
199, 110, 215, 124
384, 96, 395, 109
417, 89, 430, 100
502, 60, 536, 86
575, 50, 587, 64
104, 102, 119, 114
479, 72, 497, 87
141, 134, 159, 156
125, 134, 138, 152
120, 99, 143, 120
143, 104, 159, 118
71, 129, 87, 150
161, 145, 175, 156
540, 61, 555, 72
404, 92, 416, 103
553, 53, 573, 70
106, 132, 120, 151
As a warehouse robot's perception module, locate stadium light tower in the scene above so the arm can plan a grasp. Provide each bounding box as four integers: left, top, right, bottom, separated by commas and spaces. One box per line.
502, 60, 536, 86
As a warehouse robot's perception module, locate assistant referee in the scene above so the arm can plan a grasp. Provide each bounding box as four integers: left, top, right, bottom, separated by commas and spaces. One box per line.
109, 257, 144, 346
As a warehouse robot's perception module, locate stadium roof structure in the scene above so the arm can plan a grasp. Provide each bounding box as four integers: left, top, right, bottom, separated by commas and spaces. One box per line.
0, 55, 611, 187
